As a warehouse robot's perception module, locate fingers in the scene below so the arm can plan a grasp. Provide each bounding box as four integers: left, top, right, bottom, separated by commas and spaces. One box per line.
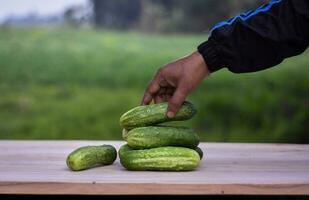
164, 88, 173, 102
142, 69, 171, 105
141, 74, 161, 105
165, 94, 172, 101
154, 87, 174, 103
154, 95, 164, 104
167, 84, 189, 118
166, 88, 174, 96
154, 88, 166, 103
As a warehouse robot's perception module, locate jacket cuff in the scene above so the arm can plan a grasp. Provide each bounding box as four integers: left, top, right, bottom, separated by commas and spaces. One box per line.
197, 38, 224, 72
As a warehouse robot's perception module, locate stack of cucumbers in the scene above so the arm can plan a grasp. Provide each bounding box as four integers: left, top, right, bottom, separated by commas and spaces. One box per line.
66, 101, 202, 172
119, 101, 203, 171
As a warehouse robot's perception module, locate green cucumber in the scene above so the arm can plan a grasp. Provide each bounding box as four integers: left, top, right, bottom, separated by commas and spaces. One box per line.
127, 126, 199, 149
120, 101, 196, 130
118, 144, 200, 171
66, 145, 117, 171
122, 128, 129, 141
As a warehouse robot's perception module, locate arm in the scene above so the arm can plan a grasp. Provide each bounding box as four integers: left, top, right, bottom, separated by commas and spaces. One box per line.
198, 0, 309, 73
142, 0, 309, 117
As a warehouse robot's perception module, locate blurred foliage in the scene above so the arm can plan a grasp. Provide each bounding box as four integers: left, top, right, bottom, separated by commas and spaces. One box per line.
92, 0, 141, 29
0, 27, 308, 143
92, 0, 269, 32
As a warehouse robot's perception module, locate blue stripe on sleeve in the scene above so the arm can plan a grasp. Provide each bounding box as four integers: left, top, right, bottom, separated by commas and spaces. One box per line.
211, 0, 282, 32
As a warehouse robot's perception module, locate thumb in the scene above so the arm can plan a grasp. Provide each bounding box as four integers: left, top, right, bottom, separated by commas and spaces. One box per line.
166, 85, 188, 118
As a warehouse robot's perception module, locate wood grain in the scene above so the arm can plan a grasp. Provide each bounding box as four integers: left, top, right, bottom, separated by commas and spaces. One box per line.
0, 140, 308, 195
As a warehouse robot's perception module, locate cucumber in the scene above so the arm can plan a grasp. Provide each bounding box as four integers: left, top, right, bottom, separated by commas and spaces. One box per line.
122, 128, 129, 141
195, 146, 203, 159
66, 145, 117, 171
120, 101, 196, 130
118, 144, 200, 171
127, 126, 199, 149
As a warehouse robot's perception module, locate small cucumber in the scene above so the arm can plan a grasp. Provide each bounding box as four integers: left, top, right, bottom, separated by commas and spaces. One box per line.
66, 145, 117, 171
127, 126, 199, 149
119, 144, 200, 171
120, 101, 196, 130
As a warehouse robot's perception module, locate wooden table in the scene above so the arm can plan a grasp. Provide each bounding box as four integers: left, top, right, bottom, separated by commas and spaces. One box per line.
0, 140, 308, 195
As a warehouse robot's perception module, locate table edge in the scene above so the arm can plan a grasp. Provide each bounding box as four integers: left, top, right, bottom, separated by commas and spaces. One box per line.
1, 182, 309, 195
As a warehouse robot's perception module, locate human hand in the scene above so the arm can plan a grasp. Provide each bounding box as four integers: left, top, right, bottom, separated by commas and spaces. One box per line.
142, 51, 210, 118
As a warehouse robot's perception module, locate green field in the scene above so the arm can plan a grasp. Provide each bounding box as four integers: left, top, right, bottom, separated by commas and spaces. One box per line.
0, 27, 308, 143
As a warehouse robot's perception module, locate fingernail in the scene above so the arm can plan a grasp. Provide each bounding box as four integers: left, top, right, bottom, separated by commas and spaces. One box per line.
167, 111, 175, 118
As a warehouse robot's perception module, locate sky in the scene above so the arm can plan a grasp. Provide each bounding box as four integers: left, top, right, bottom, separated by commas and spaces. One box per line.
0, 0, 88, 22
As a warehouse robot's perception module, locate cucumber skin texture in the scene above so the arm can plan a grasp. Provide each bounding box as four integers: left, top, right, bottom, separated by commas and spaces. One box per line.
195, 146, 203, 160
122, 128, 129, 141
66, 145, 117, 171
119, 144, 200, 171
127, 126, 199, 149
120, 101, 196, 130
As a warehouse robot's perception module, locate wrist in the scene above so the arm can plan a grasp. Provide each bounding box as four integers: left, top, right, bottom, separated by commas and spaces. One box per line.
191, 51, 210, 77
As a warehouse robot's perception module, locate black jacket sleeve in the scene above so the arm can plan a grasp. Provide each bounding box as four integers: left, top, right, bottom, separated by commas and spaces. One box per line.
198, 0, 309, 73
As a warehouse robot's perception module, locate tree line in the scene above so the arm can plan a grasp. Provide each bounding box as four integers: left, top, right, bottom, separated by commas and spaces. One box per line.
92, 0, 269, 33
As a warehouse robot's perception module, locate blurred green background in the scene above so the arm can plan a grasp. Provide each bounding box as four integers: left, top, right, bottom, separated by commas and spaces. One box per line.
0, 0, 308, 143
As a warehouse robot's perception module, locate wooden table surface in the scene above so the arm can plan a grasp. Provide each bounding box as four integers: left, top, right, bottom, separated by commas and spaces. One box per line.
0, 140, 308, 195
